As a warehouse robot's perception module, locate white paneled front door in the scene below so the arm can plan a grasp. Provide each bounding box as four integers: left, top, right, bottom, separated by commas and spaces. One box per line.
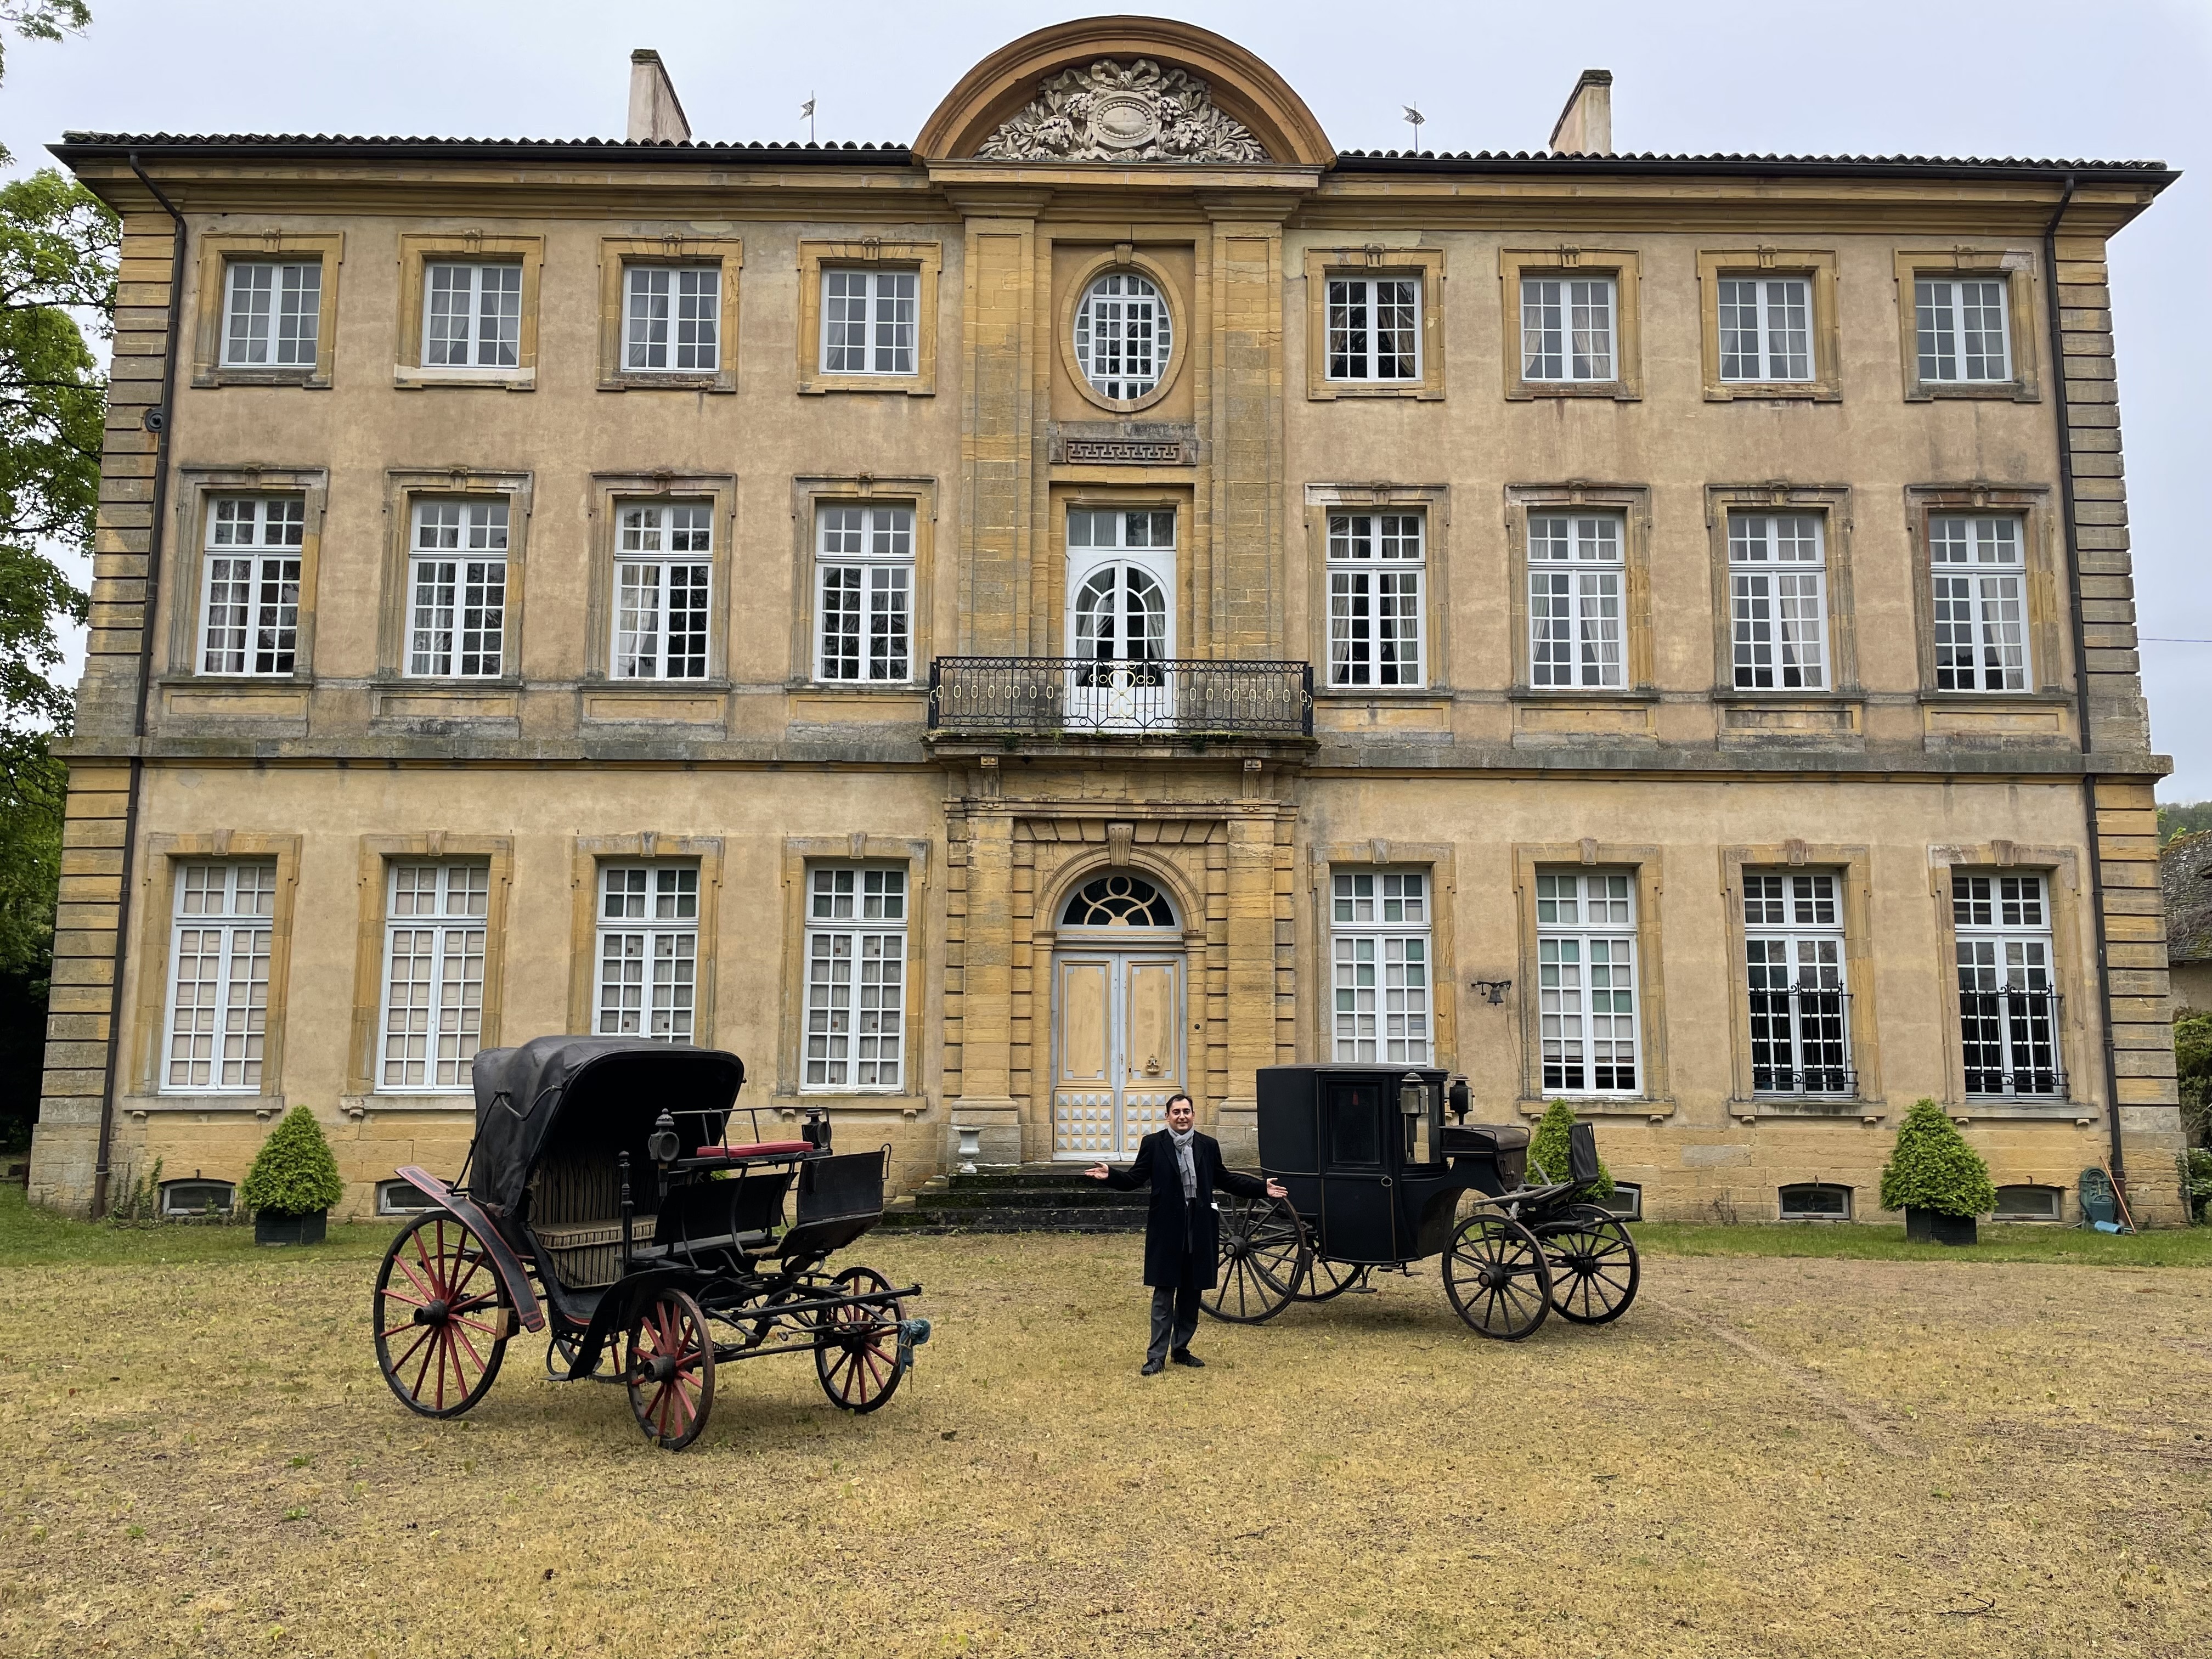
1052, 950, 1184, 1159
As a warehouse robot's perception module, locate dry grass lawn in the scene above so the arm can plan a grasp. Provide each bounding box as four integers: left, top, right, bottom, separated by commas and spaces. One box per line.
3, 1222, 2210, 1658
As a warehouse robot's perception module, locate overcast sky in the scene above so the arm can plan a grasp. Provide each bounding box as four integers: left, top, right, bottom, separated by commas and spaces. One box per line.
5, 0, 2207, 795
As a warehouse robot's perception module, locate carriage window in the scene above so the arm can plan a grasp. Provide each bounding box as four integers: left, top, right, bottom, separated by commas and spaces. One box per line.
163, 860, 278, 1093
1953, 872, 2063, 1097
1326, 1082, 1384, 1167
803, 865, 907, 1092
1537, 870, 1639, 1096
379, 861, 488, 1092
1743, 870, 1852, 1097
1330, 870, 1431, 1064
596, 864, 697, 1043
1778, 1182, 1851, 1221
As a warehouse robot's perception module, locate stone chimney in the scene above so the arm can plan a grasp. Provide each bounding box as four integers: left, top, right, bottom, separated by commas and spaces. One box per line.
1548, 69, 1613, 156
628, 49, 691, 144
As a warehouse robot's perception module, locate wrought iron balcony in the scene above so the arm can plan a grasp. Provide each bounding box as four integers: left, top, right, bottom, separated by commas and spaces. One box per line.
928, 657, 1313, 738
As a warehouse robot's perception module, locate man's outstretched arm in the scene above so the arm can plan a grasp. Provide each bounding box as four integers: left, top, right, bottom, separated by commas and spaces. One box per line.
1207, 1141, 1286, 1201
1086, 1137, 1153, 1190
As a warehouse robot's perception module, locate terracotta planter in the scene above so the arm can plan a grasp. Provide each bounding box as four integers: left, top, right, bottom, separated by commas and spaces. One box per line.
1904, 1206, 1976, 1246
255, 1209, 328, 1246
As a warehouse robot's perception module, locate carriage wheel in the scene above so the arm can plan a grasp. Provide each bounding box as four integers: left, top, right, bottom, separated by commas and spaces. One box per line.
1539, 1205, 1641, 1325
1443, 1215, 1554, 1341
1201, 1193, 1307, 1324
373, 1211, 511, 1418
1295, 1252, 1370, 1302
622, 1289, 716, 1451
815, 1266, 906, 1413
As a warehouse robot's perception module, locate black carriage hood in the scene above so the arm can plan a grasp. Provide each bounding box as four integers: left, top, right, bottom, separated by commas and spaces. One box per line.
467, 1036, 746, 1213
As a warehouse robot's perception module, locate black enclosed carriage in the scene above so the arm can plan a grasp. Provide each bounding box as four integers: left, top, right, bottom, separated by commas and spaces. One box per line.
1204, 1064, 1639, 1339
372, 1036, 927, 1450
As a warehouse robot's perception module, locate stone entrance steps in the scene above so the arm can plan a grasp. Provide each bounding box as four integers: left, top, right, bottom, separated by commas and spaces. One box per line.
879, 1163, 1148, 1233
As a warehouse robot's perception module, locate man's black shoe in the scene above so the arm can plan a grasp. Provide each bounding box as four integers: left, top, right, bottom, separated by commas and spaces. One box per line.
1140, 1357, 1165, 1376
1170, 1348, 1204, 1368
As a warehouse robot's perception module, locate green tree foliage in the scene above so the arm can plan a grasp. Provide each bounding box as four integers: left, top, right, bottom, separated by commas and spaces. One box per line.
241, 1107, 345, 1218
1879, 1098, 1997, 1219
2159, 802, 2212, 844
1527, 1098, 1613, 1199
2176, 1008, 2211, 1148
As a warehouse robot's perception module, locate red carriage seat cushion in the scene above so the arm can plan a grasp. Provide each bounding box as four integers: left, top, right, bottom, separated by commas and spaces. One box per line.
693, 1140, 813, 1160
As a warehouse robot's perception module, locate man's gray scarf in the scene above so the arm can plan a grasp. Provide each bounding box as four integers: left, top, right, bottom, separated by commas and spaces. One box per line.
1169, 1127, 1197, 1201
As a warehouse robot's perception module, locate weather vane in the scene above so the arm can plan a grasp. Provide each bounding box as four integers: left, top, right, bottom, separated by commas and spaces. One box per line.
802, 93, 816, 145
1402, 104, 1425, 152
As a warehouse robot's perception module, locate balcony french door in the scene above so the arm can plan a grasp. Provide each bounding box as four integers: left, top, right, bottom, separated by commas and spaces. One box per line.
1066, 540, 1175, 729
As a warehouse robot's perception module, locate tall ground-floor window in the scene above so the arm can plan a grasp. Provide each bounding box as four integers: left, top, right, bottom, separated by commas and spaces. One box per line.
1330, 869, 1431, 1063
1954, 871, 2063, 1096
596, 864, 697, 1042
1537, 870, 1639, 1094
803, 866, 907, 1090
165, 861, 278, 1092
1743, 870, 1852, 1096
379, 861, 488, 1090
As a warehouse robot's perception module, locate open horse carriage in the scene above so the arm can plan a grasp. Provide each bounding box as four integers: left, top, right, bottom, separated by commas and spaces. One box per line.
1204, 1065, 1639, 1340
373, 1037, 927, 1450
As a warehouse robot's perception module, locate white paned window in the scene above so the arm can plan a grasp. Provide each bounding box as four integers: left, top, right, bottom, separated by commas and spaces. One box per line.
1537, 871, 1639, 1094
423, 262, 522, 368
1916, 278, 2011, 382
1953, 873, 2063, 1097
804, 866, 907, 1090
222, 259, 320, 367
596, 866, 698, 1043
613, 503, 712, 680
1330, 871, 1431, 1064
378, 862, 488, 1092
1521, 275, 1616, 381
816, 505, 915, 682
624, 265, 720, 372
1930, 515, 2029, 692
1743, 872, 1851, 1096
1528, 514, 1626, 689
407, 500, 509, 678
200, 496, 305, 676
1327, 513, 1425, 687
1074, 272, 1170, 400
1326, 276, 1420, 381
1729, 512, 1829, 690
1717, 276, 1811, 381
821, 268, 917, 375
163, 861, 278, 1092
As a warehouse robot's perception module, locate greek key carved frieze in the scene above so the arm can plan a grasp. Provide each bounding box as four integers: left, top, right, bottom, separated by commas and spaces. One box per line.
977, 59, 1268, 164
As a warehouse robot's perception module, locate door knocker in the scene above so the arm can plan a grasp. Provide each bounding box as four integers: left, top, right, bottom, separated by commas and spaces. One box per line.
1143, 1055, 1161, 1076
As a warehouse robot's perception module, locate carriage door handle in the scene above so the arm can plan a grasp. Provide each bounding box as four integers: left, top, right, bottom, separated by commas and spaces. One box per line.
1380, 1177, 1393, 1188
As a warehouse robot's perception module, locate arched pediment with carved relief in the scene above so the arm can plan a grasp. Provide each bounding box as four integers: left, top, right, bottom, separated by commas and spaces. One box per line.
977, 59, 1267, 165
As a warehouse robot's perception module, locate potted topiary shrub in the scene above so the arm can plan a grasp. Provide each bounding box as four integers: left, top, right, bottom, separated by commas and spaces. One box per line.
242, 1105, 345, 1245
1880, 1098, 1995, 1245
1527, 1099, 1615, 1200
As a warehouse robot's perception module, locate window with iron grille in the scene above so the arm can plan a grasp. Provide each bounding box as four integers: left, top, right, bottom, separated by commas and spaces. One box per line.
596, 865, 698, 1043
222, 259, 320, 367
1743, 871, 1852, 1096
804, 866, 907, 1090
200, 496, 304, 676
1331, 871, 1431, 1064
624, 265, 720, 371
1328, 513, 1424, 687
422, 262, 522, 368
1325, 276, 1420, 381
1074, 272, 1171, 400
1521, 275, 1616, 381
378, 862, 488, 1091
1528, 513, 1625, 689
1717, 276, 1811, 381
164, 861, 278, 1092
1915, 278, 2011, 382
821, 268, 917, 375
1953, 872, 2063, 1096
1729, 512, 1828, 690
613, 503, 712, 679
1929, 515, 2029, 692
816, 505, 914, 682
1537, 871, 1638, 1094
407, 500, 509, 678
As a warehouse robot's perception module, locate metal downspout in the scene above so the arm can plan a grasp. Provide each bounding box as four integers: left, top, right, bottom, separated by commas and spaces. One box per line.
2040, 174, 2129, 1194
89, 155, 185, 1215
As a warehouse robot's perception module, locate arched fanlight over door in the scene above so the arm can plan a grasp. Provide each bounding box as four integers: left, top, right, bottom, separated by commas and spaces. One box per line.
1060, 872, 1177, 928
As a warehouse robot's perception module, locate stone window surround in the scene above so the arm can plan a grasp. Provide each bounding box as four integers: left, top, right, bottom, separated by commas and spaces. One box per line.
1903, 482, 2067, 704
786, 474, 939, 687
580, 471, 738, 686
1502, 481, 1656, 696
373, 467, 534, 684
1305, 840, 1460, 1073
1300, 245, 1447, 402
189, 230, 344, 390
1510, 841, 1671, 1118
1694, 249, 1843, 402
1303, 482, 1452, 696
595, 236, 742, 394
1716, 843, 1885, 1119
564, 834, 725, 1047
392, 231, 545, 391
1891, 246, 2043, 403
1702, 482, 1862, 700
165, 466, 330, 682
1497, 246, 1643, 402
1057, 245, 1192, 418
794, 239, 944, 397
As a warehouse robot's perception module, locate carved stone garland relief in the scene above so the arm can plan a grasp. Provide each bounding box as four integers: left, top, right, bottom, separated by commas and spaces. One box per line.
977, 59, 1269, 164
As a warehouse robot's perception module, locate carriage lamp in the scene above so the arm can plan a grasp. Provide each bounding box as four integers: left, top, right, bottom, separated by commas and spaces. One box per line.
646, 1110, 681, 1167
1398, 1073, 1427, 1115
1448, 1078, 1471, 1122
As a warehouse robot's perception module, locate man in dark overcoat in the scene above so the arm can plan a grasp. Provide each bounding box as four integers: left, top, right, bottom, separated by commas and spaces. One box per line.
1086, 1092, 1286, 1375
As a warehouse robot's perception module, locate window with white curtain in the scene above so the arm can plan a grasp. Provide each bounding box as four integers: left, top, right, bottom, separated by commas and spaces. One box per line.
596, 865, 698, 1043
1330, 871, 1431, 1064
1743, 871, 1852, 1096
1528, 513, 1625, 689
1729, 512, 1829, 690
408, 500, 509, 678
200, 496, 304, 676
222, 259, 320, 367
1521, 275, 1615, 381
1717, 275, 1811, 381
1537, 870, 1639, 1094
1930, 515, 2029, 692
1325, 276, 1420, 381
613, 503, 712, 680
821, 268, 917, 375
1073, 272, 1171, 400
163, 861, 278, 1092
1954, 872, 2063, 1096
804, 866, 907, 1090
378, 862, 488, 1092
816, 504, 914, 682
422, 262, 522, 368
1327, 512, 1425, 687
624, 265, 720, 371
1915, 278, 2011, 382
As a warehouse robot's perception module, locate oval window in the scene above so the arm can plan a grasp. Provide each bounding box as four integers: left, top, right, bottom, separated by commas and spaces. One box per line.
1073, 272, 1171, 401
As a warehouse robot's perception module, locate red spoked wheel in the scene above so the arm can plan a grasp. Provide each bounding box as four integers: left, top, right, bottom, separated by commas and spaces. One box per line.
815, 1266, 906, 1413
373, 1210, 512, 1418
622, 1289, 716, 1451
